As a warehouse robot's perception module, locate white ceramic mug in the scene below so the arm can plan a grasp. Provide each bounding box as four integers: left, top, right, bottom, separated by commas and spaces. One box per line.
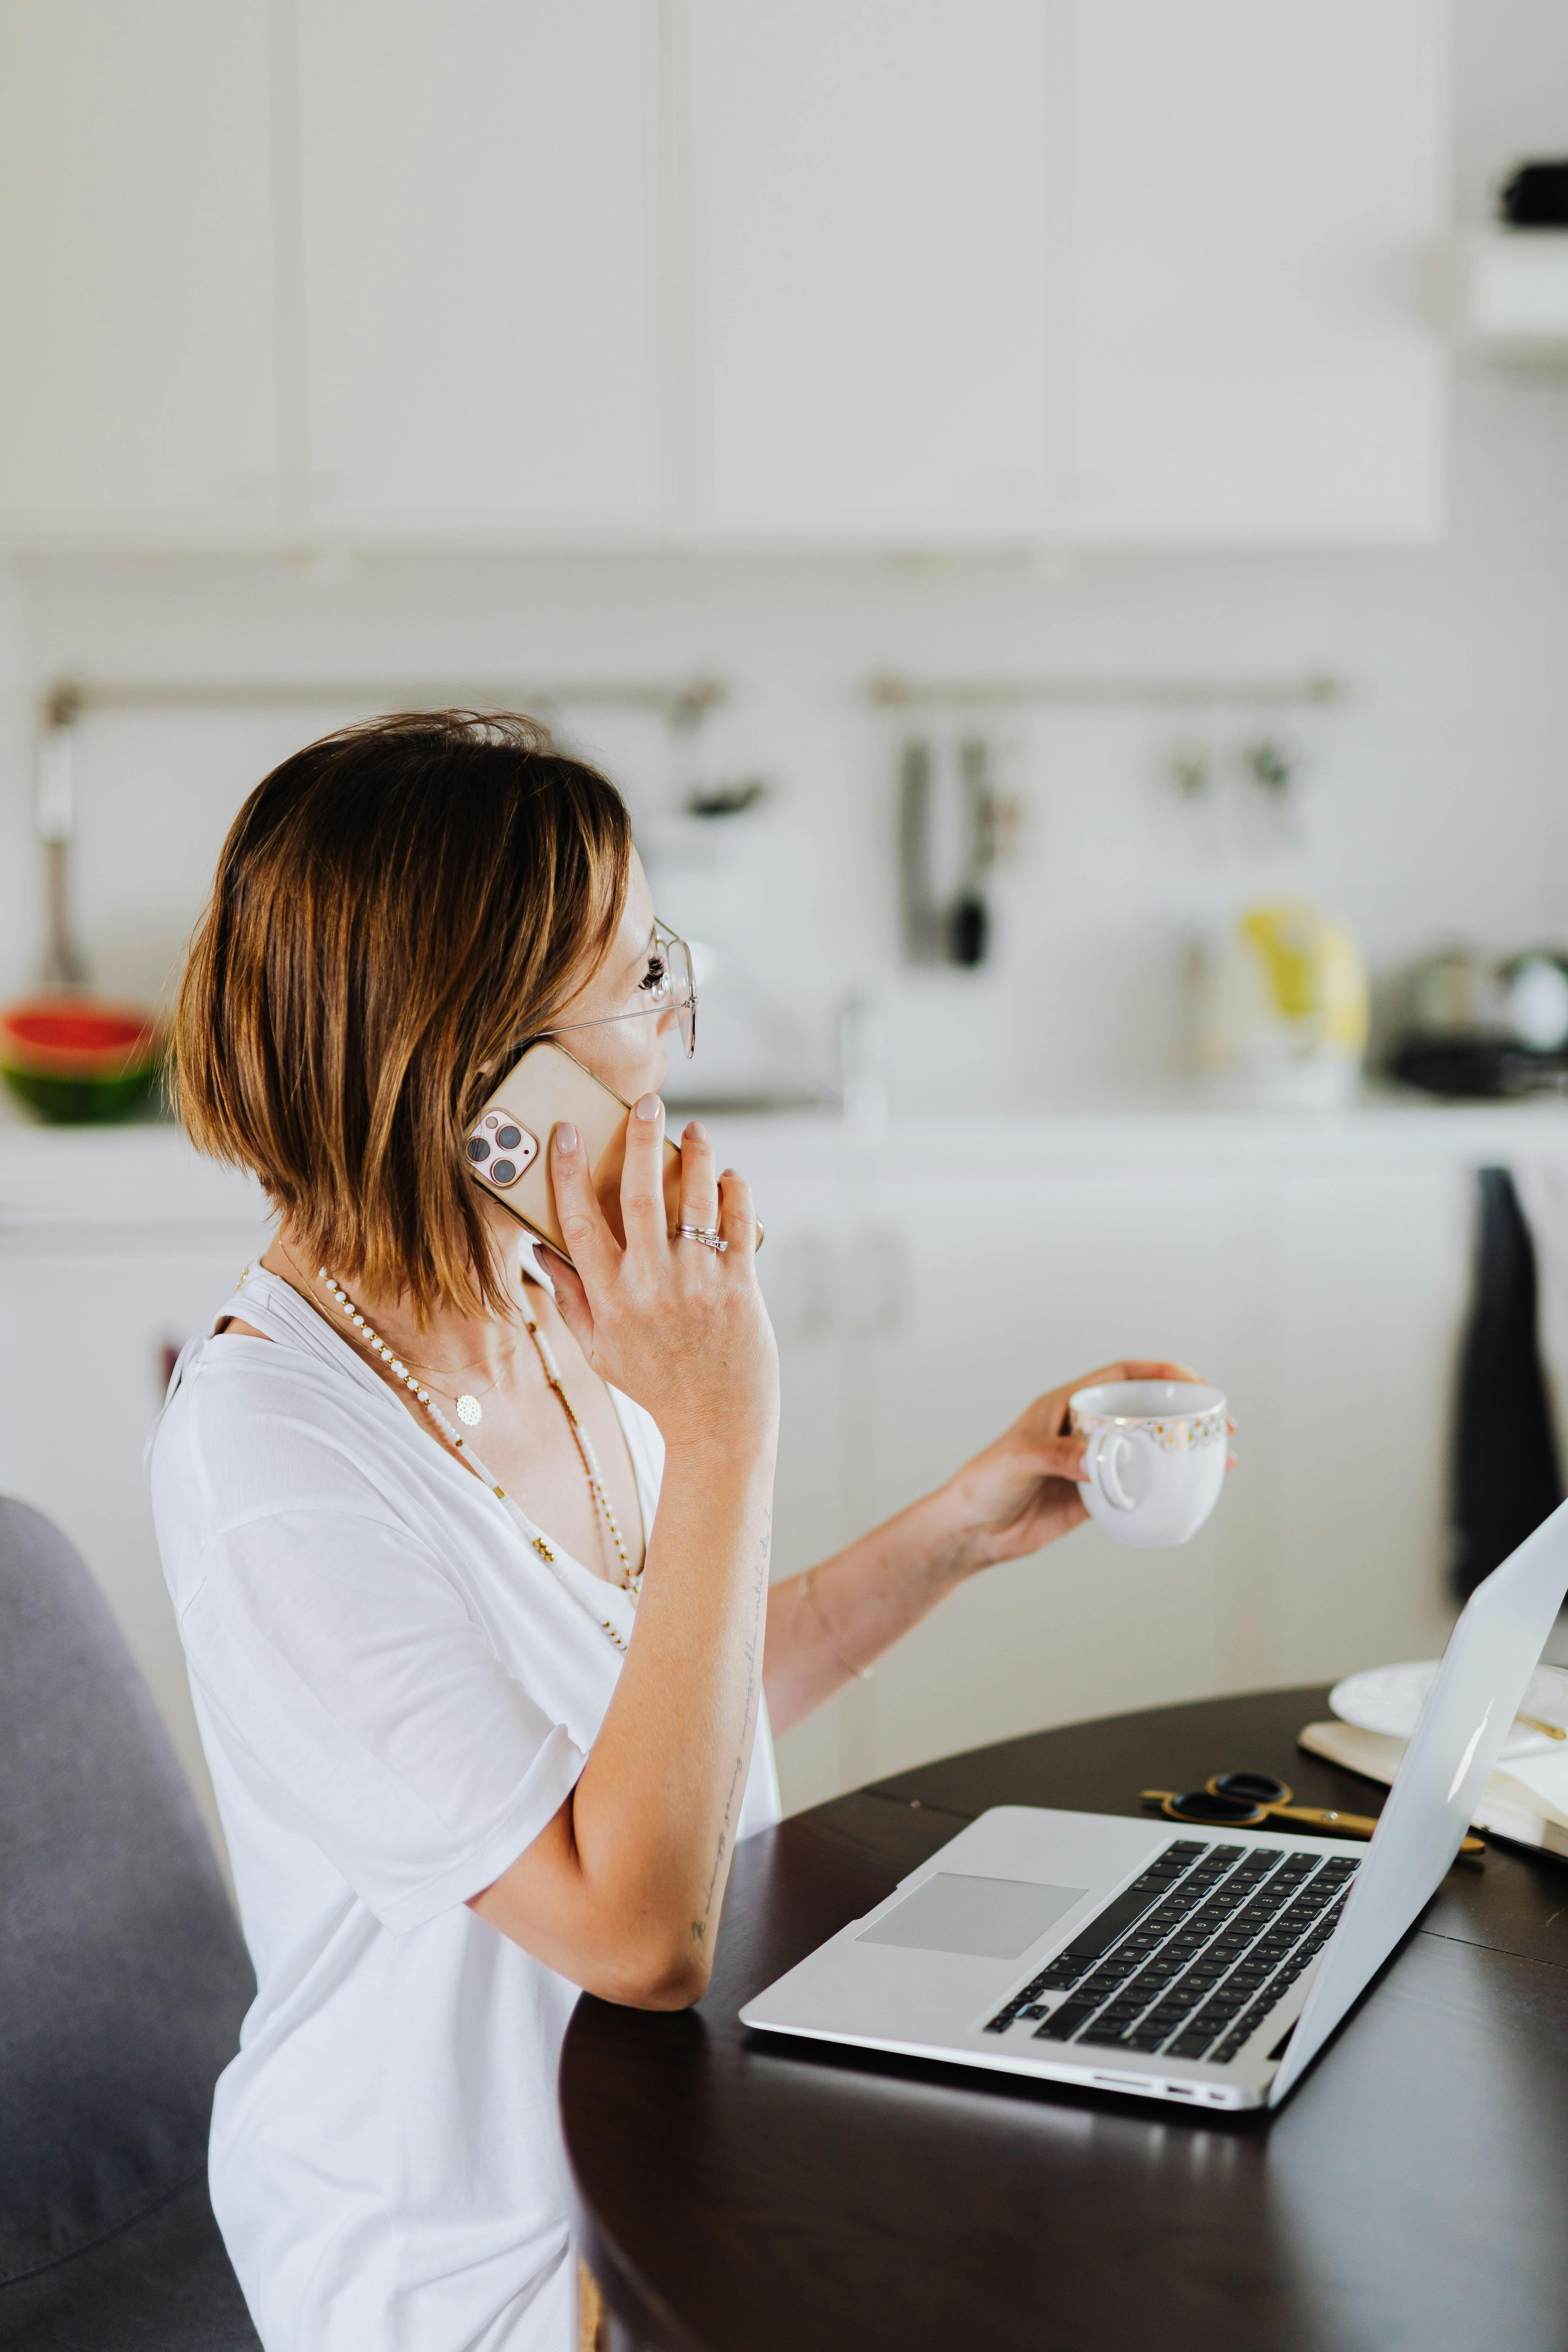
1068, 1380, 1227, 1548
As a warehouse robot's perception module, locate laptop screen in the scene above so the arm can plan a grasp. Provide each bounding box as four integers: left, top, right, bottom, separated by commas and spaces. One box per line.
1270, 1498, 1568, 2104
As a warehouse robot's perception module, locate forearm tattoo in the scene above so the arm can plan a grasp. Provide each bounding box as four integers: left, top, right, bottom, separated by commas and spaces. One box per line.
691, 1508, 772, 1947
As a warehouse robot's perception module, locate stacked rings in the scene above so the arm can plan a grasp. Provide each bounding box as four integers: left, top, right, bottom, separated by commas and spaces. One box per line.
676, 1223, 728, 1253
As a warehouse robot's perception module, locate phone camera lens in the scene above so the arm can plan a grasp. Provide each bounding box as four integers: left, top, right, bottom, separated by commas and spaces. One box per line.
495, 1123, 522, 1150
466, 1136, 491, 1162
490, 1158, 518, 1185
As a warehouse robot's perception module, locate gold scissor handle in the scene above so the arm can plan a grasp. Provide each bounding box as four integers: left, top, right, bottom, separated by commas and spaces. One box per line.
1260, 1800, 1484, 1856
1268, 1799, 1380, 1836
1140, 1788, 1485, 1858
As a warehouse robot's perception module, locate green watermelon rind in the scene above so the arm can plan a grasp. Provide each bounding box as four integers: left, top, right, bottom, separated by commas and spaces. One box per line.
0, 1059, 163, 1125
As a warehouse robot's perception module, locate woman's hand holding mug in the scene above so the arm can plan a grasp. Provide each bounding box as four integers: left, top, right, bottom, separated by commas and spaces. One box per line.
1070, 1379, 1230, 1547
940, 1358, 1210, 1568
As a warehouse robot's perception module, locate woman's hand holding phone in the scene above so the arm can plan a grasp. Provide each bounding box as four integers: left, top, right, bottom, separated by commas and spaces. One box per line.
545, 1095, 779, 1457
476, 1112, 778, 2014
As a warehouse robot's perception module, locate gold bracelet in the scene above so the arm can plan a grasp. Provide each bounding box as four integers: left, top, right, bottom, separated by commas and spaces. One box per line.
797, 1566, 875, 1682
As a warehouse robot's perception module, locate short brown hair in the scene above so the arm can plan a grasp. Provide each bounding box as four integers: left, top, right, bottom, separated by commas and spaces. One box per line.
175, 711, 632, 1320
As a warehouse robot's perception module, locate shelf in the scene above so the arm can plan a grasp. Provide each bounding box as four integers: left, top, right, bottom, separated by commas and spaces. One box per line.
1454, 230, 1568, 361
7, 1093, 1568, 1234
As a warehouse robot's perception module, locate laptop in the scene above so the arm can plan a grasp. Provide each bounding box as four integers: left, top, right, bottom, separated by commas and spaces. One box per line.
741, 1498, 1568, 2112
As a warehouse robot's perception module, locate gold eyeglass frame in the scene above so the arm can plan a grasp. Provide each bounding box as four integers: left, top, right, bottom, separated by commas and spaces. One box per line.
536, 917, 697, 1061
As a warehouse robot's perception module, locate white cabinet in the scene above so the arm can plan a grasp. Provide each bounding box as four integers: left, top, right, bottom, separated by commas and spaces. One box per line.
295, 0, 662, 536
755, 1113, 1497, 1817
684, 0, 1055, 540
683, 0, 1448, 546
0, 0, 279, 535
0, 1220, 268, 1865
850, 1163, 1245, 1785
753, 1140, 1255, 1814
0, 0, 1450, 549
1069, 0, 1448, 543
748, 1166, 865, 1807
0, 1115, 1514, 1836
1257, 1159, 1470, 1679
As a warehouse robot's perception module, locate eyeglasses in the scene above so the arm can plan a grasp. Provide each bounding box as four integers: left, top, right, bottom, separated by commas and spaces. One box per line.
537, 919, 698, 1062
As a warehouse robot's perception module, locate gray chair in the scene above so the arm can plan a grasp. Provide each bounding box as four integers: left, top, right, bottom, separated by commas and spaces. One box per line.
0, 1499, 259, 2348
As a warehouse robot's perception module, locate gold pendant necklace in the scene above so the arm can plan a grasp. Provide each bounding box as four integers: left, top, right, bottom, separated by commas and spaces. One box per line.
396, 1337, 521, 1428
424, 1350, 516, 1427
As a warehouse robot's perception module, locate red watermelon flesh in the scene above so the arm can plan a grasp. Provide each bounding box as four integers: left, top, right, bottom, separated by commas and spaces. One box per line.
0, 997, 161, 1076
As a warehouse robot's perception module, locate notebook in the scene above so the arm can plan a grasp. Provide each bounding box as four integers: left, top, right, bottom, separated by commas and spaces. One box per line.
1298, 1719, 1568, 1861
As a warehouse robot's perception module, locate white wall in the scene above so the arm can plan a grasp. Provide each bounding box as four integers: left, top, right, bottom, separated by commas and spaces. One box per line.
0, 1, 1566, 1117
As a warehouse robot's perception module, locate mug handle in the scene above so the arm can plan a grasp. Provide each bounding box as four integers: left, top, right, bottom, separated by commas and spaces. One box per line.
1085, 1427, 1138, 1513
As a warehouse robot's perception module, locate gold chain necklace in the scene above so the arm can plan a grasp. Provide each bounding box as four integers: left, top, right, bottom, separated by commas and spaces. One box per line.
410, 1334, 522, 1427
311, 1266, 641, 1641
516, 1315, 638, 1594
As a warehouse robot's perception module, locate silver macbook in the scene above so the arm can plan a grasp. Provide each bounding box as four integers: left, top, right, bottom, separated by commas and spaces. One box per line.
742, 1498, 1568, 2112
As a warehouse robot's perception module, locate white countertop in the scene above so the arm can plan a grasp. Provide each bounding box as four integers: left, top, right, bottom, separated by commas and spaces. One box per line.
5, 1086, 1568, 1230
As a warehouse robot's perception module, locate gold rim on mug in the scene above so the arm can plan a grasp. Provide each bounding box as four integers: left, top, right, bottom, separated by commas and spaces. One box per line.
1069, 1405, 1227, 1455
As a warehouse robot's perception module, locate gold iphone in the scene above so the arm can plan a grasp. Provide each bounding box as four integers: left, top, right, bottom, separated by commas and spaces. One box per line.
466, 1040, 684, 1266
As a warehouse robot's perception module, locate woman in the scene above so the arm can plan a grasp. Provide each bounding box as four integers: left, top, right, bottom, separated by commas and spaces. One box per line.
151, 711, 1193, 2351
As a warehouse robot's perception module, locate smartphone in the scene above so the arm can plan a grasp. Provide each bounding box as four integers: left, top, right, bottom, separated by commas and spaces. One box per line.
466, 1039, 684, 1266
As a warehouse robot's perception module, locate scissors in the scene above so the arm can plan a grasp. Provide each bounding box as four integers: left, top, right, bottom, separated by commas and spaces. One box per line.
1140, 1768, 1486, 1857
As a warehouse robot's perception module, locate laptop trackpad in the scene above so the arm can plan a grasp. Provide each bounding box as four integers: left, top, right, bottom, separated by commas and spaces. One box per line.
857, 1873, 1088, 1960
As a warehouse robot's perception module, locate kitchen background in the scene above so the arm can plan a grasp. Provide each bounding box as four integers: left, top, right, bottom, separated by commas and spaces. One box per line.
4, 0, 1568, 1856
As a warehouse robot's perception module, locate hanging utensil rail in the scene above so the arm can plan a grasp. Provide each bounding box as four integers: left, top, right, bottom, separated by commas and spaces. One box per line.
32, 673, 728, 989
867, 671, 1349, 712
41, 673, 727, 732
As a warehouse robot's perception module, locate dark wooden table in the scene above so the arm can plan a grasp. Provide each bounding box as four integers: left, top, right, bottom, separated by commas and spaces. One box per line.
561, 1687, 1568, 2352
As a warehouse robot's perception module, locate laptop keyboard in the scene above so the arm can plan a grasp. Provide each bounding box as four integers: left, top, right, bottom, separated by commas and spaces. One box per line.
983, 1839, 1360, 2065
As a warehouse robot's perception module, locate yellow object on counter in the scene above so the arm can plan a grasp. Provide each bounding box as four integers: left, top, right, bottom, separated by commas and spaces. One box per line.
1196, 899, 1370, 1108
1240, 902, 1370, 1053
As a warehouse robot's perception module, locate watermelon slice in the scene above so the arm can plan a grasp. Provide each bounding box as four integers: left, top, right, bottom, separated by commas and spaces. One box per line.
0, 995, 165, 1124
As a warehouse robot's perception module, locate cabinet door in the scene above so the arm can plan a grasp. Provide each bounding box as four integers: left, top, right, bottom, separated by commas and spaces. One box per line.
296, 0, 660, 534
686, 0, 1054, 541
1259, 1162, 1468, 1682
0, 0, 278, 534
0, 1229, 268, 1868
854, 1166, 1244, 1784
1069, 0, 1448, 543
753, 1193, 859, 1813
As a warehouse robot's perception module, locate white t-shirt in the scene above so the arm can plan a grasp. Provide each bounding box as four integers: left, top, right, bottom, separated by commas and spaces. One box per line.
147, 1268, 780, 2352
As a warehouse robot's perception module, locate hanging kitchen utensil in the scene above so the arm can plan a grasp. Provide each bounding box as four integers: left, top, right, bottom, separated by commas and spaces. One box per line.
1, 686, 166, 1122
36, 687, 88, 989
948, 737, 997, 968
898, 739, 943, 964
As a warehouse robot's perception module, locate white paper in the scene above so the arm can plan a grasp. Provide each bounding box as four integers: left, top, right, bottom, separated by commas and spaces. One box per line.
1492, 1745, 1568, 1830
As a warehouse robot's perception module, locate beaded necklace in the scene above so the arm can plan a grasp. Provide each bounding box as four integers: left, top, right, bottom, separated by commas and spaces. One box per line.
312, 1266, 641, 1652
